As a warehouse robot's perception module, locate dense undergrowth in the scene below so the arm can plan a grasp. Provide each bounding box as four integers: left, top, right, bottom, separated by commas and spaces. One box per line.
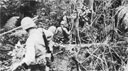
1, 0, 128, 71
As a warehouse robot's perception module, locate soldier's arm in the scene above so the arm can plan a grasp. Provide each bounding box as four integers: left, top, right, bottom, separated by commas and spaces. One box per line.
11, 38, 35, 71
63, 28, 71, 35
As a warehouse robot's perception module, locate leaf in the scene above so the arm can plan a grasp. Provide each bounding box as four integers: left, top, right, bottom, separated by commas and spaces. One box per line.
4, 16, 19, 30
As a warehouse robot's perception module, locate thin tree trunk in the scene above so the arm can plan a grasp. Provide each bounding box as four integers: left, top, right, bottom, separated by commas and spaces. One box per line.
75, 16, 81, 44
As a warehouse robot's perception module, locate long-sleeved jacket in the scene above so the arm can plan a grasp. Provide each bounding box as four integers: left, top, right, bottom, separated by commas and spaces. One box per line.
21, 28, 54, 66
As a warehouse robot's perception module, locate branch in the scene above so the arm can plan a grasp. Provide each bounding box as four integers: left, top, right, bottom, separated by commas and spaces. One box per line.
0, 26, 22, 37
89, 14, 102, 26
58, 43, 109, 49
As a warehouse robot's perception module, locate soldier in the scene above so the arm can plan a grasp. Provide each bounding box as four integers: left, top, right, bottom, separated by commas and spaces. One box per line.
55, 21, 71, 43
11, 17, 56, 71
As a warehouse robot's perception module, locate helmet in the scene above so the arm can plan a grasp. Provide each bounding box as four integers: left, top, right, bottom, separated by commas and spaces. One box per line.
21, 17, 36, 30
48, 26, 56, 34
61, 21, 66, 25
63, 16, 67, 21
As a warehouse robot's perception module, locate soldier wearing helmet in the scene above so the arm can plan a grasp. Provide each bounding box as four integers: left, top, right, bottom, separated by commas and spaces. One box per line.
55, 20, 71, 43
12, 17, 56, 71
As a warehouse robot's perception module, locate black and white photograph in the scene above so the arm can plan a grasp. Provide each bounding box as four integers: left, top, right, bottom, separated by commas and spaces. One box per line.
0, 0, 128, 71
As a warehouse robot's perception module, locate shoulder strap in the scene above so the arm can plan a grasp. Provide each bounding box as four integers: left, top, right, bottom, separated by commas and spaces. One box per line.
42, 29, 51, 53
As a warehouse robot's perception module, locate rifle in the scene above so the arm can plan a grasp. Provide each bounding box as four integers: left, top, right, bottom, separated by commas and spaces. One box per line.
42, 30, 51, 53
42, 30, 54, 61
